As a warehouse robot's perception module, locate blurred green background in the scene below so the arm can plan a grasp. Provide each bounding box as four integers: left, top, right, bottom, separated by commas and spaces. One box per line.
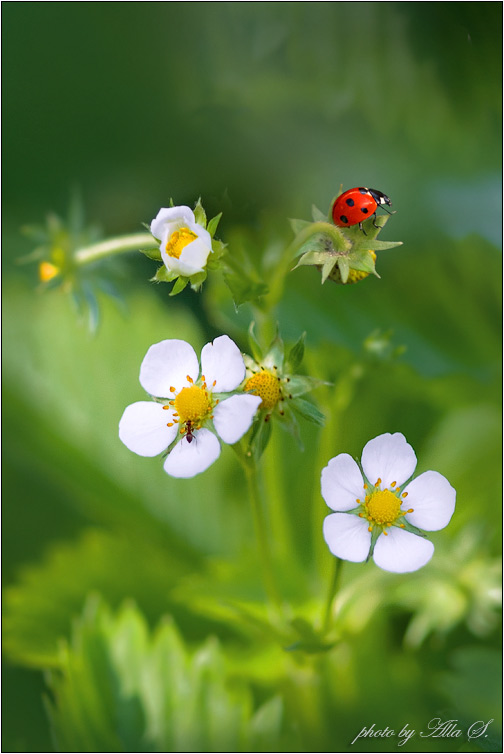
3, 2, 502, 752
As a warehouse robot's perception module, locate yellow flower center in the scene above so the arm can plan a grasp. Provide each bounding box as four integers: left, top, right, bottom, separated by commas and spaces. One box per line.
174, 385, 211, 423
365, 489, 401, 525
39, 261, 61, 282
165, 227, 197, 259
244, 370, 281, 410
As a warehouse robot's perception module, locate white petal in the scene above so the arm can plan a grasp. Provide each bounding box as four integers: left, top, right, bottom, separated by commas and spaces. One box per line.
321, 454, 366, 512
361, 432, 417, 488
150, 206, 195, 239
139, 339, 199, 397
402, 470, 456, 531
163, 428, 220, 478
161, 235, 211, 277
119, 401, 177, 456
213, 394, 262, 445
373, 527, 434, 573
322, 513, 371, 562
200, 335, 245, 393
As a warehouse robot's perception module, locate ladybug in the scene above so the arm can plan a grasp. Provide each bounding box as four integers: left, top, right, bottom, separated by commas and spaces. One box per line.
332, 187, 393, 234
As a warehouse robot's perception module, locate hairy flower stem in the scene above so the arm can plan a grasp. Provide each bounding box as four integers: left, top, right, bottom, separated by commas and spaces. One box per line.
74, 233, 157, 266
236, 450, 283, 615
322, 557, 344, 636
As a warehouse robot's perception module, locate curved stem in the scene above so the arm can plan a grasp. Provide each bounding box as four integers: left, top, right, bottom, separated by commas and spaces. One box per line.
234, 447, 282, 614
321, 557, 344, 636
74, 233, 157, 266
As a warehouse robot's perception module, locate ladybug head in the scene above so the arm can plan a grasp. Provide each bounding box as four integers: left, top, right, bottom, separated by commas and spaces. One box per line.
367, 188, 392, 207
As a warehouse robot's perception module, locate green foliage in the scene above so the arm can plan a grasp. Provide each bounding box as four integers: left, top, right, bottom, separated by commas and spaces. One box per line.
46, 598, 284, 753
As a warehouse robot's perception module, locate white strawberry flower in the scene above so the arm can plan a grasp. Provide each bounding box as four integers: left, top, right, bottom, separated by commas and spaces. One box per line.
321, 433, 456, 573
119, 335, 261, 478
150, 206, 212, 277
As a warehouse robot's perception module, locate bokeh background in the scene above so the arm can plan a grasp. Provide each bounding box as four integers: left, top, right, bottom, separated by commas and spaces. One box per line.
3, 3, 502, 752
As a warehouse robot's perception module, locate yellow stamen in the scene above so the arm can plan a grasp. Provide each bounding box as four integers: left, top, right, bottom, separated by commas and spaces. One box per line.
365, 489, 401, 526
174, 385, 211, 424
244, 370, 282, 410
165, 227, 197, 259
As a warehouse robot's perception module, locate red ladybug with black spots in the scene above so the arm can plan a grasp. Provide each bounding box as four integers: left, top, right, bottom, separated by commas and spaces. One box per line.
332, 187, 394, 234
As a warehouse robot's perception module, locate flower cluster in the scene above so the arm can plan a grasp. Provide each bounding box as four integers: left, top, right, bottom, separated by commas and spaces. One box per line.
119, 335, 261, 478
321, 433, 456, 573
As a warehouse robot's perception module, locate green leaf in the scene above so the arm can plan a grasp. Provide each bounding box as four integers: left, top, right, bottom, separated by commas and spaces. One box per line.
224, 272, 269, 308
46, 597, 283, 753
206, 212, 222, 238
250, 696, 284, 752
2, 528, 199, 668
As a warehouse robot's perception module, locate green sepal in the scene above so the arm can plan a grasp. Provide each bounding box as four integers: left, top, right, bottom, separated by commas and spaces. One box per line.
277, 405, 303, 450
189, 271, 207, 292
363, 239, 403, 252
286, 332, 305, 372
398, 519, 428, 538
293, 249, 331, 269
208, 238, 227, 267
169, 276, 189, 296
285, 374, 326, 398
347, 248, 379, 276
290, 397, 325, 426
139, 246, 162, 261
366, 527, 382, 561
267, 327, 284, 371
193, 197, 207, 228
311, 204, 328, 223
206, 212, 222, 238
151, 265, 178, 283
141, 221, 152, 232
247, 415, 273, 462
248, 322, 264, 362
336, 257, 350, 284
289, 218, 312, 235
321, 258, 337, 283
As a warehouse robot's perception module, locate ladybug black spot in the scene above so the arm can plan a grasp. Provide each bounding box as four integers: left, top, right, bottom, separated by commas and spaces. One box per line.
361, 207, 368, 214
345, 198, 355, 207
339, 215, 348, 224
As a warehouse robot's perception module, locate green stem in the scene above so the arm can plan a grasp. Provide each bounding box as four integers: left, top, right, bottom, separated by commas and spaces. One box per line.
322, 557, 344, 636
239, 453, 283, 613
74, 232, 157, 266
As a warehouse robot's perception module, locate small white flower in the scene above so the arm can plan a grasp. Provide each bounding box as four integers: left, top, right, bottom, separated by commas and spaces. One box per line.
321, 433, 456, 573
119, 335, 262, 478
150, 206, 212, 277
